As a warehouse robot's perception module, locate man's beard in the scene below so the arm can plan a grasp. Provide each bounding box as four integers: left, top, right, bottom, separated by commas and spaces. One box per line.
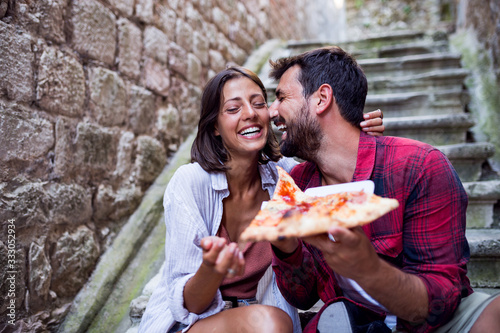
280, 104, 323, 161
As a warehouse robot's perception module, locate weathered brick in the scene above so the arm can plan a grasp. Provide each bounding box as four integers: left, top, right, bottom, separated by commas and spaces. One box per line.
135, 0, 154, 23
129, 85, 156, 134
168, 42, 188, 78
231, 27, 255, 53
88, 67, 128, 127
134, 136, 167, 183
0, 101, 54, 163
143, 58, 170, 97
37, 47, 85, 117
71, 0, 116, 65
117, 18, 142, 80
0, 22, 34, 102
144, 26, 169, 64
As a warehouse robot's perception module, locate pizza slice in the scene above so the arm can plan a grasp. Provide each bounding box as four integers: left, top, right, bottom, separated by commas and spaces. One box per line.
239, 166, 399, 242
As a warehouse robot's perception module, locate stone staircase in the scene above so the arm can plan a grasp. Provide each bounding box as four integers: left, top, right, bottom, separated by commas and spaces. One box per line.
119, 31, 500, 332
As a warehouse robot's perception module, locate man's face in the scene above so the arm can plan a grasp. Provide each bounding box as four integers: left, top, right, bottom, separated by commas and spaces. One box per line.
269, 66, 323, 160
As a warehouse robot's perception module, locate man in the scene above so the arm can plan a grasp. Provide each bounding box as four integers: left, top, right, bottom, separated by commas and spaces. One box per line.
268, 46, 500, 332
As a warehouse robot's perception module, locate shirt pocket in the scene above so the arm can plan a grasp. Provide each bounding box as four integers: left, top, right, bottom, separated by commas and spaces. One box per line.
370, 232, 403, 259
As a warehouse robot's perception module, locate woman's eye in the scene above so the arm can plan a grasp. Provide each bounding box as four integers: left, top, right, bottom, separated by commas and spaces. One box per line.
226, 107, 239, 113
254, 103, 266, 108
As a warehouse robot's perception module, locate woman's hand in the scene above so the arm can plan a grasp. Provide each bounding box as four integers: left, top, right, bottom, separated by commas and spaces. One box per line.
361, 109, 384, 136
201, 236, 245, 278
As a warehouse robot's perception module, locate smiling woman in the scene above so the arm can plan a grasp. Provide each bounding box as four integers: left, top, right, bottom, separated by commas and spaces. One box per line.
138, 66, 385, 333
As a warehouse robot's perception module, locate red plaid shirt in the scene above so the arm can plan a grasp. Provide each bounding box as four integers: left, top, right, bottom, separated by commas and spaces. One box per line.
272, 132, 472, 332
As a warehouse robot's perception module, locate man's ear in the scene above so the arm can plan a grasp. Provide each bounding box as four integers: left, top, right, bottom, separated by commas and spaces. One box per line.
316, 84, 334, 115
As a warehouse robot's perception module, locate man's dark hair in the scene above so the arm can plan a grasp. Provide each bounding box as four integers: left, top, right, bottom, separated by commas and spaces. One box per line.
269, 46, 368, 127
191, 66, 281, 172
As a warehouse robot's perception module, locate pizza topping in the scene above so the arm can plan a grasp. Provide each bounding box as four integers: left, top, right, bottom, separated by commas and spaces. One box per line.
240, 166, 400, 242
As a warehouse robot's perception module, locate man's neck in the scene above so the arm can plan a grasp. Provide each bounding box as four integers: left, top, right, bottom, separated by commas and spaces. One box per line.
314, 127, 361, 186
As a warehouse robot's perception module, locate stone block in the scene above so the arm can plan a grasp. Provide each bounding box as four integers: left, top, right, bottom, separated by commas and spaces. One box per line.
0, 180, 92, 229
185, 3, 203, 31
37, 47, 85, 117
28, 239, 52, 301
71, 0, 116, 65
0, 101, 54, 163
156, 103, 181, 147
209, 49, 226, 73
144, 26, 169, 64
135, 0, 154, 23
212, 7, 230, 37
192, 31, 209, 65
51, 226, 100, 297
175, 18, 193, 52
187, 53, 202, 84
115, 131, 135, 177
143, 58, 170, 97
228, 43, 247, 65
0, 22, 34, 102
168, 42, 188, 78
37, 0, 67, 43
156, 5, 177, 41
117, 18, 142, 80
88, 67, 128, 127
74, 121, 117, 170
129, 85, 156, 134
106, 0, 134, 16
93, 182, 142, 221
232, 27, 255, 53
134, 136, 167, 183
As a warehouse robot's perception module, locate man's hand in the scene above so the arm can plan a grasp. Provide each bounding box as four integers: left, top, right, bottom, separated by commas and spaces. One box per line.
361, 109, 384, 136
303, 226, 429, 322
302, 226, 380, 281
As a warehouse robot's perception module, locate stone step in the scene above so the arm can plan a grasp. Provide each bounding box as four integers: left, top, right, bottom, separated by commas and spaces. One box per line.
358, 53, 463, 78
286, 30, 427, 55
368, 68, 470, 94
383, 114, 474, 146
437, 143, 496, 182
364, 88, 468, 116
464, 180, 500, 229
466, 229, 500, 288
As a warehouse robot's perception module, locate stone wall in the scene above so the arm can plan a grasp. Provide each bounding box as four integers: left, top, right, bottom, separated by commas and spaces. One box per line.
0, 0, 308, 330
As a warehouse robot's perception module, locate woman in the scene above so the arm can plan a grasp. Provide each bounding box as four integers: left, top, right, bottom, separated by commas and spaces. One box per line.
139, 67, 384, 333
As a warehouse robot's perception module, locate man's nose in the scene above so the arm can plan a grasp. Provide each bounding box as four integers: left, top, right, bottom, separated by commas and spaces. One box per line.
269, 99, 279, 118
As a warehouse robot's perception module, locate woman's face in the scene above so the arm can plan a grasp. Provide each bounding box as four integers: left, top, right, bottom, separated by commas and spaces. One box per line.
215, 76, 270, 159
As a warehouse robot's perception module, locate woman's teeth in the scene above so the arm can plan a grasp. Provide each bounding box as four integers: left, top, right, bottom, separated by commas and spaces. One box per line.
240, 127, 260, 136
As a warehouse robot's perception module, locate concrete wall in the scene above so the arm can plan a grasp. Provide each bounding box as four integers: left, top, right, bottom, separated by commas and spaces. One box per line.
0, 0, 309, 330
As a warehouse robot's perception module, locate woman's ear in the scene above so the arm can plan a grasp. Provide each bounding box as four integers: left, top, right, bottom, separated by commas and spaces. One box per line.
316, 84, 333, 115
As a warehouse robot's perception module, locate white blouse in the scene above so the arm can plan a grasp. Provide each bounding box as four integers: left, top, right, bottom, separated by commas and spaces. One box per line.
139, 158, 301, 333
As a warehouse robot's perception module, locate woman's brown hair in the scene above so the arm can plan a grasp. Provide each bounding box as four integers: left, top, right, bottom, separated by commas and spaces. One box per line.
191, 66, 282, 172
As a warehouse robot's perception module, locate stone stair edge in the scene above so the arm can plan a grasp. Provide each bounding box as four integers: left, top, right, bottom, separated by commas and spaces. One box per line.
383, 114, 474, 129
466, 229, 500, 257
